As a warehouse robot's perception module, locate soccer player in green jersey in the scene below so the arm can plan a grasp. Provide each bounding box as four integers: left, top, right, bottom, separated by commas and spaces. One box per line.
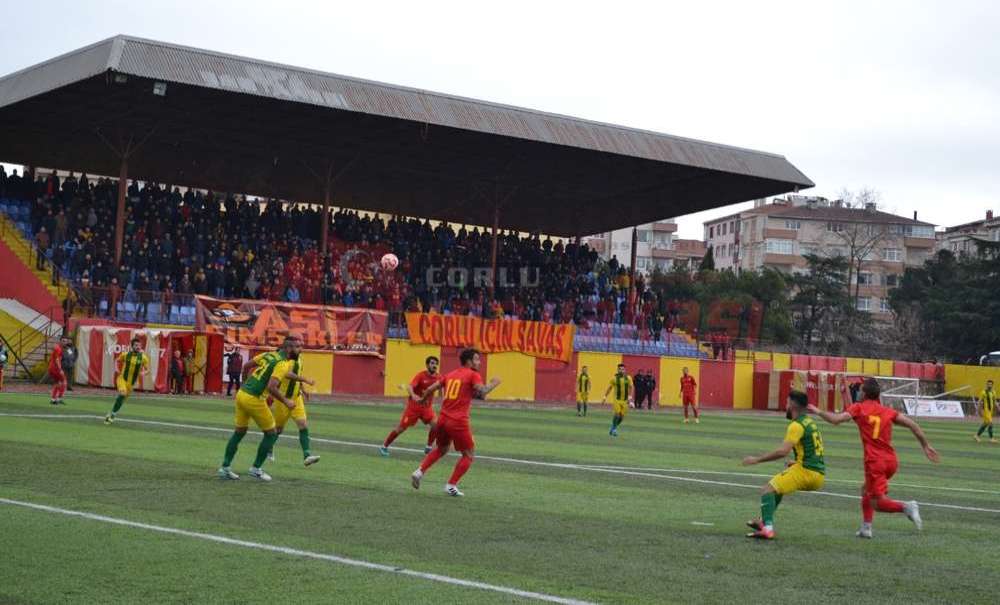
577, 366, 591, 416
742, 390, 826, 539
105, 338, 150, 424
602, 364, 633, 436
974, 380, 996, 443
217, 337, 300, 481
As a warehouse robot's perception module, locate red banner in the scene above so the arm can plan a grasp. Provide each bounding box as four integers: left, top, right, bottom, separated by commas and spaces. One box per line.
195, 296, 387, 356
405, 313, 574, 362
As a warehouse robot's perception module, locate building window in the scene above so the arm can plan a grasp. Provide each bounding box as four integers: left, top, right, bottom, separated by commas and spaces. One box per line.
729, 221, 735, 234
636, 230, 650, 243
784, 220, 802, 230
827, 222, 845, 233
734, 221, 741, 234
857, 297, 872, 312
911, 226, 934, 238
884, 274, 899, 287
882, 248, 901, 262
709, 226, 714, 238
729, 243, 735, 257
828, 246, 848, 258
857, 272, 874, 286
880, 298, 891, 313
721, 223, 727, 236
765, 239, 795, 255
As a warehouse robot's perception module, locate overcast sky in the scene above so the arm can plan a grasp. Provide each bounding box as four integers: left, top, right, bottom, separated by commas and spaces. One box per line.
2, 0, 997, 239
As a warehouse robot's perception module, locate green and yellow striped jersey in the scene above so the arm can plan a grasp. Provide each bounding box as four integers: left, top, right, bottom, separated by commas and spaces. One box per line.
117, 351, 149, 385
979, 389, 996, 414
608, 373, 633, 403
577, 373, 591, 394
784, 415, 825, 474
241, 351, 288, 397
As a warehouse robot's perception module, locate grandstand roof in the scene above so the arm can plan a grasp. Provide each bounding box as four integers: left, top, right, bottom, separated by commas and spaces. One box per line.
0, 35, 814, 236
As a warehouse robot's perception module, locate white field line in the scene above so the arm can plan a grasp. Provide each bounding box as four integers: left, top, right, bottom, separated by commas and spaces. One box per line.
0, 497, 595, 605
2, 412, 999, 514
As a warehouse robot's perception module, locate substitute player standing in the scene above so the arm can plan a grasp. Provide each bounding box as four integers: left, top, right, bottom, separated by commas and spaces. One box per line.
380, 356, 441, 456
576, 365, 591, 417
410, 348, 500, 497
602, 363, 633, 436
48, 336, 71, 405
810, 378, 939, 538
680, 367, 699, 424
104, 338, 150, 424
742, 390, 825, 540
974, 379, 996, 443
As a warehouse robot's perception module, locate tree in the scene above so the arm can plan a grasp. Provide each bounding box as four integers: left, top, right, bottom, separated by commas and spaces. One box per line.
830, 188, 889, 305
698, 247, 715, 273
790, 254, 851, 354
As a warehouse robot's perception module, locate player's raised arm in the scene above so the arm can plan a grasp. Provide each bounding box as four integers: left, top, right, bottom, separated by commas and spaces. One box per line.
893, 414, 940, 462
807, 404, 852, 425
475, 377, 501, 398
284, 369, 316, 386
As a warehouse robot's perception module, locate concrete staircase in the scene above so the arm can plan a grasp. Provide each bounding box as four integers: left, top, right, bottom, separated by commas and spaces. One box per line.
0, 213, 71, 303
0, 299, 64, 381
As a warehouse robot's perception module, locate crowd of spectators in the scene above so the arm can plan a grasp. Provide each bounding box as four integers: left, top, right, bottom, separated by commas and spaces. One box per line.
2, 167, 687, 333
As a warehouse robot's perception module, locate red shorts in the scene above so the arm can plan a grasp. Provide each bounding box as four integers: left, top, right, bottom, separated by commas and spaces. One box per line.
400, 402, 435, 428
863, 457, 898, 497
49, 368, 65, 382
435, 415, 474, 452
682, 394, 696, 405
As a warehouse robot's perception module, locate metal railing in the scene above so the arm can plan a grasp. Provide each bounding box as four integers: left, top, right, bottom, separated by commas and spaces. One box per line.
0, 304, 64, 382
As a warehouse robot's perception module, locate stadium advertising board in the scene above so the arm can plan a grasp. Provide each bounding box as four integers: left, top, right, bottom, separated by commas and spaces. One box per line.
903, 398, 965, 418
195, 296, 387, 356
405, 312, 575, 362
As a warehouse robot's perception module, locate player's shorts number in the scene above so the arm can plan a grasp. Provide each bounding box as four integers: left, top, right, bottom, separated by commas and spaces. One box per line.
867, 415, 881, 440
445, 379, 461, 400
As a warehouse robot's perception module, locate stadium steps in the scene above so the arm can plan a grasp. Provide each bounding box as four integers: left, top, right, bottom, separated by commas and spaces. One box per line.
0, 213, 70, 303
0, 299, 64, 381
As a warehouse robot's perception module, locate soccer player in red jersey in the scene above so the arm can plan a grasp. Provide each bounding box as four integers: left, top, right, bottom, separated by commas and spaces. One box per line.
810, 378, 940, 538
410, 348, 500, 497
48, 336, 71, 405
679, 366, 699, 424
379, 356, 441, 456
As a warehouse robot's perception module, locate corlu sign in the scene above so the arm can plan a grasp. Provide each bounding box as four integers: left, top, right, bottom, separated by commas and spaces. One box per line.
195, 296, 387, 356
405, 312, 574, 362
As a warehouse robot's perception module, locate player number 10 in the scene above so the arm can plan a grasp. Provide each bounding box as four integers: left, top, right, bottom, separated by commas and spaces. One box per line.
445, 379, 461, 400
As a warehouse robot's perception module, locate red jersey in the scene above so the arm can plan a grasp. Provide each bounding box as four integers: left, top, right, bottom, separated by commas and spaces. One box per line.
49, 344, 63, 372
408, 370, 439, 406
438, 367, 484, 423
680, 375, 697, 396
846, 399, 899, 464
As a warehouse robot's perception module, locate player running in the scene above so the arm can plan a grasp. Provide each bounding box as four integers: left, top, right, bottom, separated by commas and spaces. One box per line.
742, 390, 825, 540
217, 337, 299, 482
576, 365, 591, 417
379, 356, 441, 456
48, 336, 71, 405
267, 351, 319, 466
974, 379, 996, 443
680, 366, 699, 424
410, 348, 500, 497
104, 338, 150, 424
810, 378, 939, 538
602, 363, 633, 436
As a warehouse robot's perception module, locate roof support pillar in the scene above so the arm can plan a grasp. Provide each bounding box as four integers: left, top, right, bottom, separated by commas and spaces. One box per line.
114, 158, 128, 269
321, 164, 332, 272
489, 200, 500, 302
628, 225, 638, 320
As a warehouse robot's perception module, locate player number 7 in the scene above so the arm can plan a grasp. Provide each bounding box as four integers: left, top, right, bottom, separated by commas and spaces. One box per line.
867, 415, 881, 440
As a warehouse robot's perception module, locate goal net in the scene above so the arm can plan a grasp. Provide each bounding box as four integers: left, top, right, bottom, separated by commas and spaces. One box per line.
875, 376, 922, 412
767, 369, 855, 412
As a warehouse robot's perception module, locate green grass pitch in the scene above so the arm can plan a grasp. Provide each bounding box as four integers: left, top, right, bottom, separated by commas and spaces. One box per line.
1, 391, 998, 604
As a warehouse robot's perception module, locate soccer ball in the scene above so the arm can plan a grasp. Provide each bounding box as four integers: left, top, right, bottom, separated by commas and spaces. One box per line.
380, 253, 399, 271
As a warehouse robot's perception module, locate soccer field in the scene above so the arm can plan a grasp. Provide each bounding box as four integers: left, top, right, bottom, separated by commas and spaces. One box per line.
2, 392, 998, 604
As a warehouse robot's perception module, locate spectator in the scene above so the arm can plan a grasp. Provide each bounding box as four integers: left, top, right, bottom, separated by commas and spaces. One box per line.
184, 350, 197, 394
285, 283, 301, 303
61, 338, 77, 391
633, 370, 647, 410
35, 226, 50, 270
642, 369, 656, 410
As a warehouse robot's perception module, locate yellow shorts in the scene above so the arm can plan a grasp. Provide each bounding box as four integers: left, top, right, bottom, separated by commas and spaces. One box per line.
983, 412, 993, 424
273, 396, 306, 429
769, 463, 825, 496
612, 401, 629, 416
577, 392, 589, 404
116, 376, 134, 397
234, 390, 276, 432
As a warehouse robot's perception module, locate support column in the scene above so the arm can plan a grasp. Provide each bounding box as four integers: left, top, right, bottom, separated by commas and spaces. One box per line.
321, 173, 331, 272
114, 159, 128, 269
489, 202, 500, 301
627, 225, 638, 321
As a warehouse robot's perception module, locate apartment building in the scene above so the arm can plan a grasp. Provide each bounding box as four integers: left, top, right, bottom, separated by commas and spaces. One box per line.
704, 196, 937, 317
937, 210, 1000, 255
585, 220, 702, 274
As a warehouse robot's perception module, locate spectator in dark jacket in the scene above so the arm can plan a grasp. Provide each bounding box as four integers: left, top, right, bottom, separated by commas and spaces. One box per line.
226, 351, 243, 396
170, 350, 186, 394
61, 340, 77, 391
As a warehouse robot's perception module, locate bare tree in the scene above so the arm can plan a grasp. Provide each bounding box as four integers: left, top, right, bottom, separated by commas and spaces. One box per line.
827, 188, 889, 305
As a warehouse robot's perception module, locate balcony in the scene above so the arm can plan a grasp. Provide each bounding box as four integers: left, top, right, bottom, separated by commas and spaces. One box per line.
904, 237, 935, 249
652, 222, 678, 233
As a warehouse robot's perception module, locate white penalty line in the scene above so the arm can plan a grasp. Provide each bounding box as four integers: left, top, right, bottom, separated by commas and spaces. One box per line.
0, 497, 595, 605
4, 412, 1000, 515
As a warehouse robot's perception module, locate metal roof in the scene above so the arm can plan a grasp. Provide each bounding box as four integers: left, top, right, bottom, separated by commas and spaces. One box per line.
0, 35, 814, 236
